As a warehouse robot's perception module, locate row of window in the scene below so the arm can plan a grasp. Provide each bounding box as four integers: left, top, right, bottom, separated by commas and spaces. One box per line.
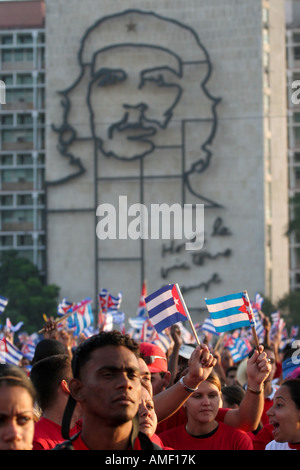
0, 167, 44, 182
1, 113, 45, 126
0, 73, 45, 85
0, 153, 45, 166
0, 233, 45, 247
0, 193, 45, 206
0, 33, 45, 45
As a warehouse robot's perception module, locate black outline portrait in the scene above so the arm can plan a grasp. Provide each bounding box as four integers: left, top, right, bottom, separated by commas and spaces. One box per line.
48, 9, 224, 304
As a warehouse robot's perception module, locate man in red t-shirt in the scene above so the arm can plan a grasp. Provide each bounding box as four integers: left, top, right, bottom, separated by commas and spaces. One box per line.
30, 354, 82, 450
57, 331, 165, 450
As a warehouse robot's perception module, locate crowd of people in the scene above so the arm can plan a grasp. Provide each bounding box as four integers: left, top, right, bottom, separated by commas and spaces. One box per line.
0, 314, 299, 451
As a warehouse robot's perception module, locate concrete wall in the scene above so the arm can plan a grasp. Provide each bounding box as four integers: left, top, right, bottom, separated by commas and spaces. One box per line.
45, 0, 289, 326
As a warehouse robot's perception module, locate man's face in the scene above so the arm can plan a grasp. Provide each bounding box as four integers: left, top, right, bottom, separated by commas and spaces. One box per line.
72, 345, 141, 425
88, 45, 182, 160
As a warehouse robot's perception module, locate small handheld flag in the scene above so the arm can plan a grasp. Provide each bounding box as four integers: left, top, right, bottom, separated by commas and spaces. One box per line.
205, 290, 259, 349
0, 296, 8, 315
145, 283, 200, 344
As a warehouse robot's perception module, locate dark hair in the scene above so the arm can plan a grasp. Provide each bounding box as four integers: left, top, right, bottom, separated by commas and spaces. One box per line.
225, 366, 237, 377
30, 354, 72, 411
72, 330, 140, 378
31, 339, 66, 365
0, 363, 36, 403
221, 384, 245, 407
61, 331, 140, 439
281, 379, 300, 409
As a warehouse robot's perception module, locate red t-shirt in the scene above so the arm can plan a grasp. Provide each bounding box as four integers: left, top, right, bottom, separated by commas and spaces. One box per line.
251, 424, 274, 450
70, 433, 156, 450
156, 406, 228, 435
32, 417, 81, 450
159, 422, 253, 450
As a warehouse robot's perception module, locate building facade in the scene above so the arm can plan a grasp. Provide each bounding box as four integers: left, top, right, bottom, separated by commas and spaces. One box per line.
44, 0, 289, 323
0, 0, 290, 327
0, 1, 46, 272
286, 0, 300, 291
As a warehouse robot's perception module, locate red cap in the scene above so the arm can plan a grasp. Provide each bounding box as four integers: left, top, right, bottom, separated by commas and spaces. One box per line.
140, 342, 168, 373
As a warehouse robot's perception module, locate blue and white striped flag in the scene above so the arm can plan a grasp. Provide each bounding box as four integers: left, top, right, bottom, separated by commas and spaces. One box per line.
145, 284, 188, 333
228, 337, 252, 363
0, 338, 23, 365
0, 296, 8, 315
200, 317, 220, 336
67, 301, 94, 335
205, 292, 255, 333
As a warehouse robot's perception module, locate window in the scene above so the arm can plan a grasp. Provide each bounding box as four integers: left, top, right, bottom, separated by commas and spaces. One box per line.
0, 74, 13, 85
17, 154, 33, 165
2, 168, 33, 183
2, 50, 12, 62
294, 46, 300, 61
1, 114, 13, 125
17, 235, 33, 246
1, 49, 33, 63
0, 235, 13, 246
16, 74, 33, 85
17, 34, 33, 44
2, 209, 33, 223
1, 35, 13, 45
5, 88, 33, 104
17, 114, 33, 125
2, 129, 33, 143
17, 194, 33, 206
0, 195, 13, 206
0, 154, 13, 165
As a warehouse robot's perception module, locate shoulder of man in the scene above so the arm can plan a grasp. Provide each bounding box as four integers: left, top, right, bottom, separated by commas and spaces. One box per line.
52, 432, 80, 450
52, 431, 163, 451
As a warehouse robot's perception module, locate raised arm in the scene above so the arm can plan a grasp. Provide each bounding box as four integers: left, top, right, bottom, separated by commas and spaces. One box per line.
223, 345, 271, 431
154, 344, 216, 422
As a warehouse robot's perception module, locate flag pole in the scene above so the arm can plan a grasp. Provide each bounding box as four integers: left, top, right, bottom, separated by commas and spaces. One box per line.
38, 309, 75, 334
38, 298, 92, 334
243, 290, 260, 351
175, 284, 201, 345
214, 332, 224, 352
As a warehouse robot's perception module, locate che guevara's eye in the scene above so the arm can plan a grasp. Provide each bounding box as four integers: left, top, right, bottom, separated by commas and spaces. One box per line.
96, 69, 127, 87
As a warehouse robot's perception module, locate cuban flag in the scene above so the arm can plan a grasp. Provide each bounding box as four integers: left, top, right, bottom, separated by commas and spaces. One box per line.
140, 318, 159, 343
67, 301, 94, 335
291, 326, 299, 338
98, 289, 122, 313
0, 337, 23, 366
228, 337, 252, 363
136, 281, 148, 318
57, 297, 73, 316
200, 317, 220, 336
21, 342, 36, 361
145, 284, 188, 333
253, 293, 264, 311
205, 292, 255, 333
0, 296, 8, 315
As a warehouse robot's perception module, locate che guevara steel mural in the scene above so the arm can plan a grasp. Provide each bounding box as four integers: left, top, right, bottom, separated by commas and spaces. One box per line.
48, 9, 232, 305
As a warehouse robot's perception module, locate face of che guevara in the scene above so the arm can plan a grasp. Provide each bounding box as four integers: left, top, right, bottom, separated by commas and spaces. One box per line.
87, 45, 182, 160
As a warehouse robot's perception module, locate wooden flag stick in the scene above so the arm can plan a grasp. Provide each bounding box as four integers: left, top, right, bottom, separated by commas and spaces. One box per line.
38, 299, 92, 334
214, 333, 224, 352
243, 290, 260, 351
38, 310, 75, 334
175, 283, 201, 345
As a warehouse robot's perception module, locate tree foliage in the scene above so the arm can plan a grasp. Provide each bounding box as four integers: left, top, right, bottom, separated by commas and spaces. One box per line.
0, 250, 60, 333
261, 292, 300, 331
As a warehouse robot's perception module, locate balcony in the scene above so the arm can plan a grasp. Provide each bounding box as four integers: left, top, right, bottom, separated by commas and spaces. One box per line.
2, 221, 33, 231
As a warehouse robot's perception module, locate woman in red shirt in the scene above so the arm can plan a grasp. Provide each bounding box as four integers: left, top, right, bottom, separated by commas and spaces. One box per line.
159, 370, 253, 450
